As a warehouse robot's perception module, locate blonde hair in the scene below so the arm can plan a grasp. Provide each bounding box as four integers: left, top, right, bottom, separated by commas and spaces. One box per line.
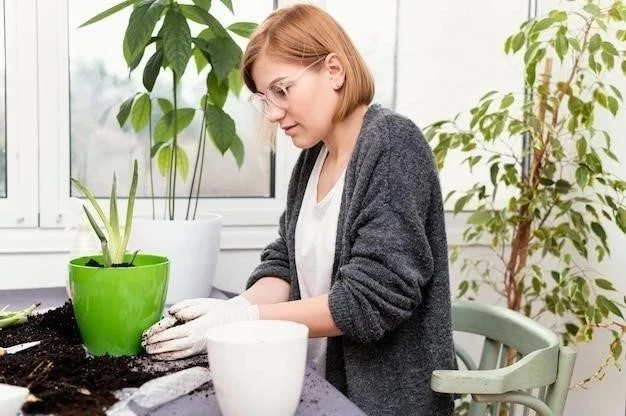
241, 3, 375, 123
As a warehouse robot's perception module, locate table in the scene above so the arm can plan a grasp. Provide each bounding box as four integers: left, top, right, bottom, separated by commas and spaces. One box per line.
1, 287, 366, 416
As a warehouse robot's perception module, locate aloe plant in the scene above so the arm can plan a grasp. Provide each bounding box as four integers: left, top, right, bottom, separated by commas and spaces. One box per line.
79, 0, 257, 220
70, 160, 139, 267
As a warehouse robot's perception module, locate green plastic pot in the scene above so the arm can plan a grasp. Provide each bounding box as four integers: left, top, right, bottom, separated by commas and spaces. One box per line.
68, 254, 169, 356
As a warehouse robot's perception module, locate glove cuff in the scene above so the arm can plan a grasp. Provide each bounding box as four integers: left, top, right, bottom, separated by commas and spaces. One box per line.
247, 305, 260, 320
227, 295, 251, 306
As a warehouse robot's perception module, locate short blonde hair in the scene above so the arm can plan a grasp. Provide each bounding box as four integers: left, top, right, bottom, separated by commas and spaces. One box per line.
241, 4, 374, 123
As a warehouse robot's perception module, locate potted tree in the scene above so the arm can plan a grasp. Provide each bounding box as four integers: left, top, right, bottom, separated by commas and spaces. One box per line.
79, 1, 258, 304
426, 0, 626, 402
69, 160, 169, 356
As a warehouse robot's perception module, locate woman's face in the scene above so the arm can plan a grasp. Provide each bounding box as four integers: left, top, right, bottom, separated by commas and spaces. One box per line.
251, 54, 342, 149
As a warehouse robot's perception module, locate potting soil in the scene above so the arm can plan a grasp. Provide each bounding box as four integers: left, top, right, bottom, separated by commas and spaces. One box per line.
0, 302, 209, 416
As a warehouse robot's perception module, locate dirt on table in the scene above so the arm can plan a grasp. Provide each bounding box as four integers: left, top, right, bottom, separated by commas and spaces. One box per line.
0, 302, 208, 416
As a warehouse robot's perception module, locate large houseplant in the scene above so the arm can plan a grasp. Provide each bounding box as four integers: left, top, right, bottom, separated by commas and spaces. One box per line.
69, 160, 169, 356
79, 0, 258, 303
426, 0, 626, 389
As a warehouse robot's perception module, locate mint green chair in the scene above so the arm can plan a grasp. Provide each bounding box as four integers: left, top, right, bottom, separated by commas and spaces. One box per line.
431, 300, 577, 416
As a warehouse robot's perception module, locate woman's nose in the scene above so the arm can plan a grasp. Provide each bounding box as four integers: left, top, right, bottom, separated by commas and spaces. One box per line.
266, 102, 286, 123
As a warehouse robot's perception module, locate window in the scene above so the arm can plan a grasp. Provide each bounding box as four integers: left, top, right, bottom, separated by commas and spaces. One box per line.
0, 2, 5, 198
68, 1, 272, 200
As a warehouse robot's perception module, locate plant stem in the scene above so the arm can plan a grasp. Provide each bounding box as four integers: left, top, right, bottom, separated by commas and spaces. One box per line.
149, 104, 155, 220
187, 98, 208, 220
193, 111, 208, 221
169, 74, 179, 220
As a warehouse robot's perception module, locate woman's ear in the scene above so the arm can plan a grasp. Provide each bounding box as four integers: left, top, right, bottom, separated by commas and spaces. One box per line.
324, 53, 345, 90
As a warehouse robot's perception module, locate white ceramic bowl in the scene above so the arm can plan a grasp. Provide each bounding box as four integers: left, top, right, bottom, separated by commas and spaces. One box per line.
206, 320, 309, 416
0, 383, 29, 416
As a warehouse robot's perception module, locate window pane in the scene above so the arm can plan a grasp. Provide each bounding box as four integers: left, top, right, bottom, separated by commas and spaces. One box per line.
68, 1, 272, 198
0, 2, 6, 199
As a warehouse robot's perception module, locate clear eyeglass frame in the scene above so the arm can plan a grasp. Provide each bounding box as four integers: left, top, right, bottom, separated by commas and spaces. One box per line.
248, 56, 327, 117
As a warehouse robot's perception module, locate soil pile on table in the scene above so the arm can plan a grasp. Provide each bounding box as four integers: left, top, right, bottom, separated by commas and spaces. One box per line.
0, 302, 207, 416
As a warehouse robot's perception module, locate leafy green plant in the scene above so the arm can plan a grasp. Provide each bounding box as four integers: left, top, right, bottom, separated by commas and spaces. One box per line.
426, 0, 626, 386
70, 160, 139, 267
80, 0, 257, 220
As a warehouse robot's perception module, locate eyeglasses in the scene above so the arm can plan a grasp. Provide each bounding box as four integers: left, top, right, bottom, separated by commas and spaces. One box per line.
249, 56, 326, 117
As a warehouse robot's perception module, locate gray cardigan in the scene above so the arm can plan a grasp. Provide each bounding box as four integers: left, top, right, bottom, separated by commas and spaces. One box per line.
247, 104, 455, 415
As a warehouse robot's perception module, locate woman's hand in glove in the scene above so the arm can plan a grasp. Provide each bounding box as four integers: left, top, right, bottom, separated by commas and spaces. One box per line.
142, 296, 259, 360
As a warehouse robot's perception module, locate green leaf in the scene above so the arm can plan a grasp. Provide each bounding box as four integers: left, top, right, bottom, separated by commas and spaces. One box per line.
162, 8, 192, 78
227, 22, 258, 38
591, 221, 607, 242
612, 340, 623, 362
193, 47, 209, 72
595, 278, 616, 291
576, 137, 587, 159
229, 133, 245, 167
78, 0, 140, 28
500, 94, 514, 109
157, 98, 173, 114
228, 68, 243, 97
601, 41, 618, 56
175, 145, 189, 180
575, 166, 589, 188
568, 96, 583, 115
458, 280, 469, 298
196, 36, 242, 81
584, 3, 602, 17
143, 48, 163, 91
180, 4, 214, 26
120, 160, 139, 257
589, 34, 601, 53
598, 296, 623, 319
468, 210, 491, 225
533, 17, 554, 31
205, 105, 236, 154
555, 32, 568, 61
490, 163, 499, 186
150, 142, 165, 158
218, 0, 233, 13
109, 173, 120, 249
569, 37, 581, 52
131, 93, 152, 132
117, 95, 136, 127
207, 70, 229, 108
123, 1, 165, 69
454, 195, 471, 214
192, 0, 211, 11
154, 108, 196, 142
555, 179, 572, 194
157, 145, 171, 177
607, 96, 618, 116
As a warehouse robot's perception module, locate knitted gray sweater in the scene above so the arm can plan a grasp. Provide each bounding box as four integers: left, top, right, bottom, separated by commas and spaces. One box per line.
247, 104, 455, 415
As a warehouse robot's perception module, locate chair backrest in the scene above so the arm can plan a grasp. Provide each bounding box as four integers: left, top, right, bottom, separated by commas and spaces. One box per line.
431, 299, 577, 416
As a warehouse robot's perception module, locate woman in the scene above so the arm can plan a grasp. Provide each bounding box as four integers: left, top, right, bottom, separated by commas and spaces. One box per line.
143, 4, 456, 415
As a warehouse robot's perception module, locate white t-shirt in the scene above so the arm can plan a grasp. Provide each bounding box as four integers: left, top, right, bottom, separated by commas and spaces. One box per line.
295, 145, 346, 376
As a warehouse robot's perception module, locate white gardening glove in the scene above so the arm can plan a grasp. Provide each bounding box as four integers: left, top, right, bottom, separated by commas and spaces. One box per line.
142, 296, 259, 361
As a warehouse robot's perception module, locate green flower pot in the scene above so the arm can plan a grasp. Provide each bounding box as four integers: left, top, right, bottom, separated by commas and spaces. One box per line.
68, 254, 169, 356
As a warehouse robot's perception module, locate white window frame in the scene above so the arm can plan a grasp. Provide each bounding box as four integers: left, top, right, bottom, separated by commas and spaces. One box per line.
0, 0, 38, 228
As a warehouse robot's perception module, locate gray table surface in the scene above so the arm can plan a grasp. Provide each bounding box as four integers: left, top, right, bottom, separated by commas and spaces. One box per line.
0, 287, 366, 416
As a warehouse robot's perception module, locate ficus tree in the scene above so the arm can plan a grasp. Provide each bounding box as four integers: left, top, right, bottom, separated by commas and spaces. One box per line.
81, 0, 257, 220
426, 0, 626, 387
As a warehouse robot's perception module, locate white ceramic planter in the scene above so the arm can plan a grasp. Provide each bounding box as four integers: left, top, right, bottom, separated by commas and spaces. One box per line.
128, 215, 222, 305
206, 320, 309, 416
0, 383, 29, 416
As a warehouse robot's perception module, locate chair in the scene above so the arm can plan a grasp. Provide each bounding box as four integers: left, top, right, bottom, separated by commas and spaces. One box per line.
431, 299, 577, 416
